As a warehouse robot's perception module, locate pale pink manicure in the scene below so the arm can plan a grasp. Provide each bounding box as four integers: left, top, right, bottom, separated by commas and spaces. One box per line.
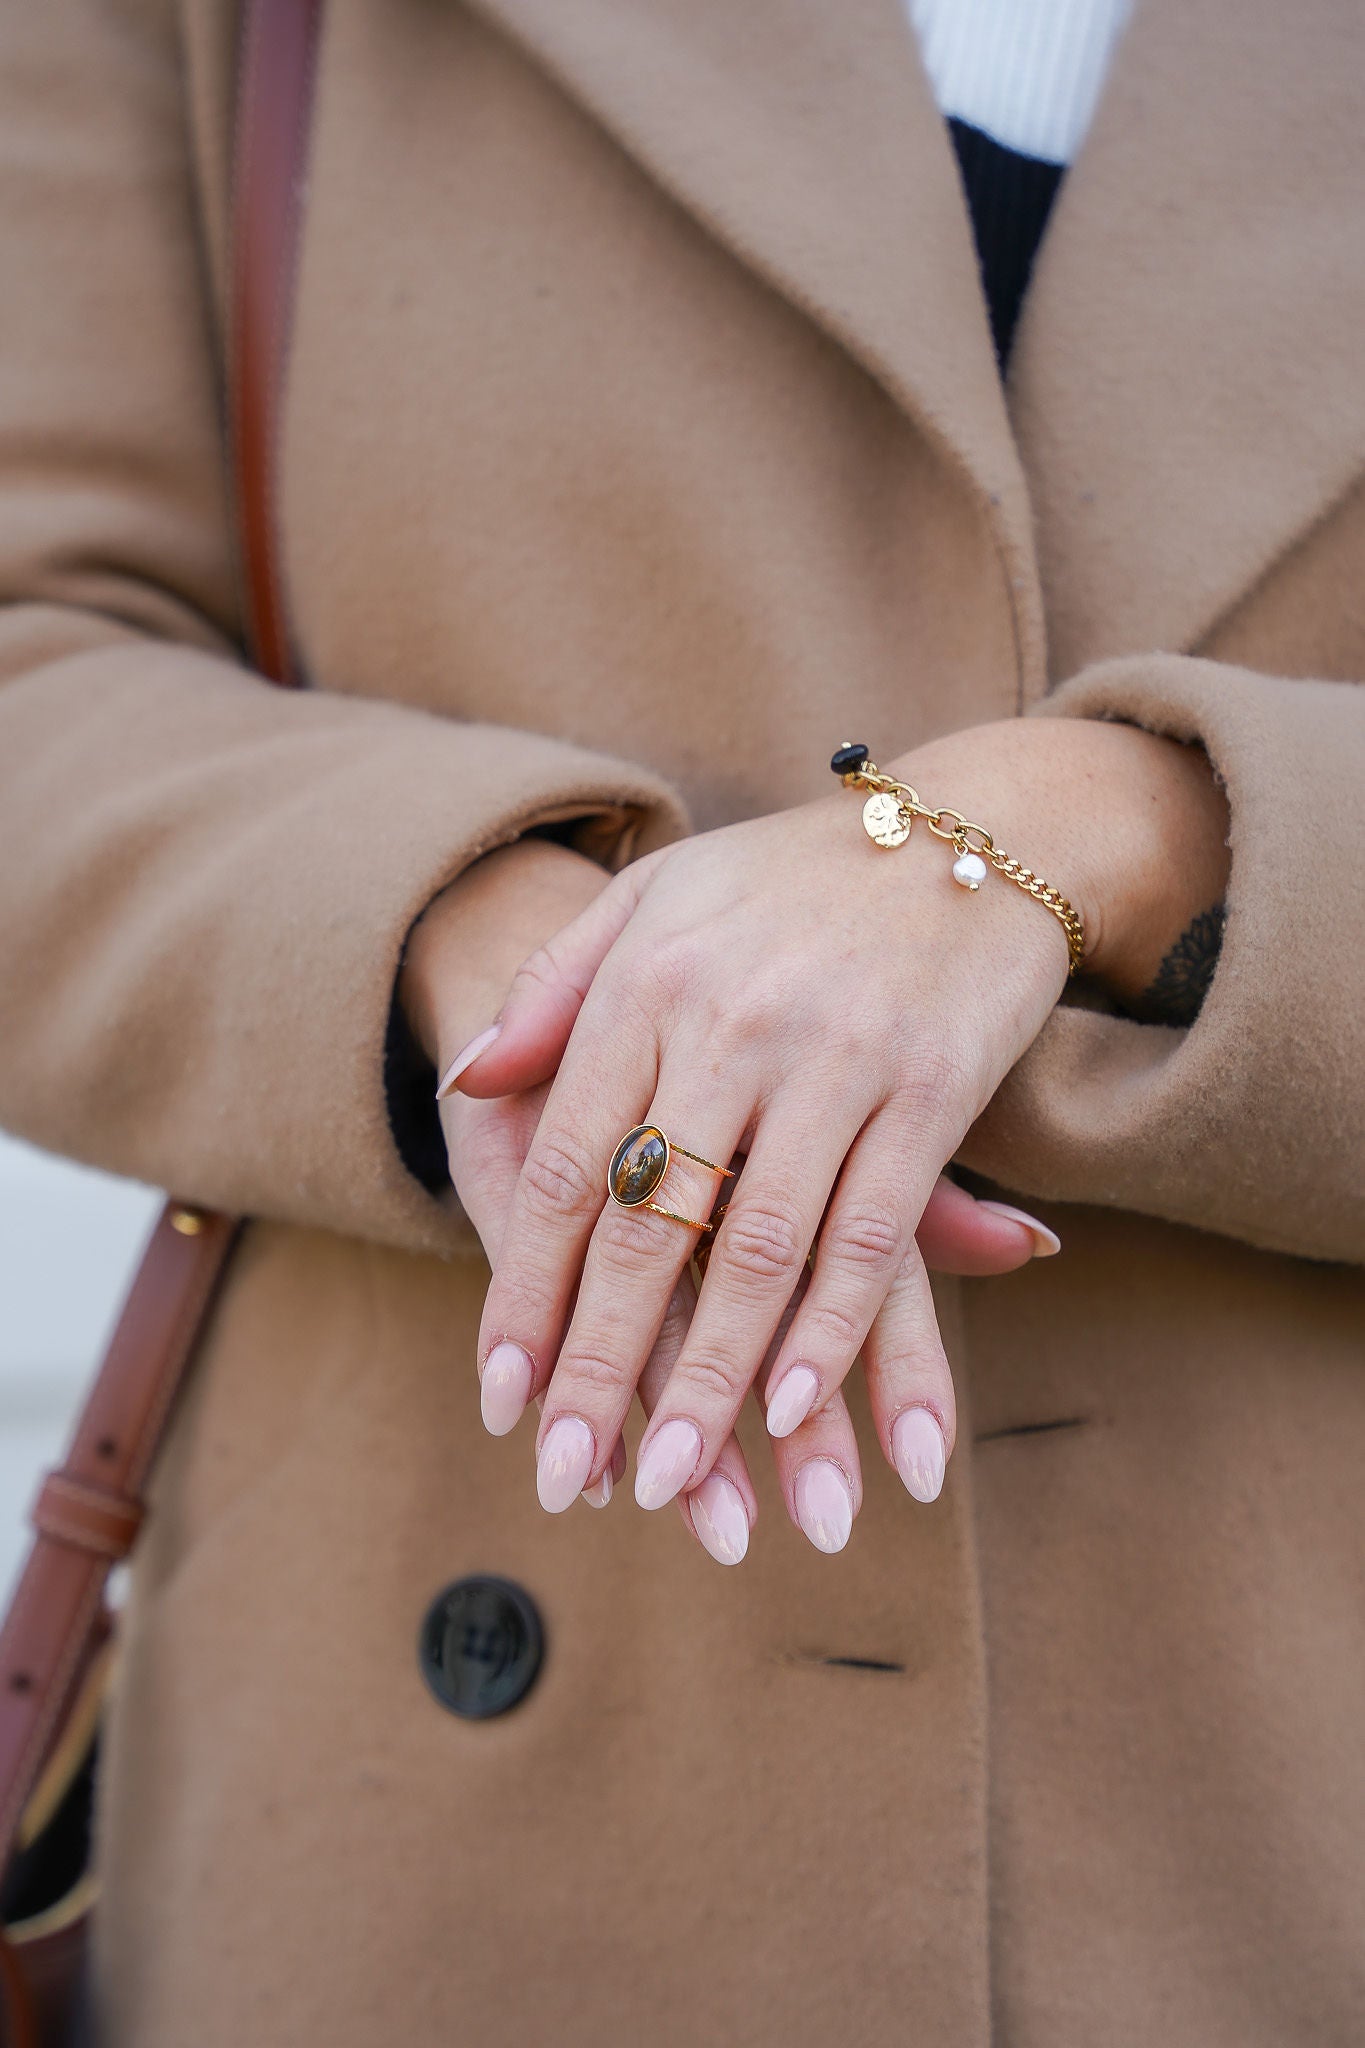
480, 1341, 532, 1436
892, 1406, 947, 1504
977, 1199, 1061, 1257
536, 1416, 595, 1513
435, 1023, 503, 1099
634, 1418, 702, 1510
765, 1364, 819, 1439
794, 1460, 853, 1554
582, 1466, 614, 1509
690, 1473, 750, 1565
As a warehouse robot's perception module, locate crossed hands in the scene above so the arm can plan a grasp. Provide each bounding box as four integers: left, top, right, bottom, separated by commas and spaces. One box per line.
402, 717, 1226, 1564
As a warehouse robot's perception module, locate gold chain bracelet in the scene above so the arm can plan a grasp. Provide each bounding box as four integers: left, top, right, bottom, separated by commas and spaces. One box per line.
830, 742, 1087, 976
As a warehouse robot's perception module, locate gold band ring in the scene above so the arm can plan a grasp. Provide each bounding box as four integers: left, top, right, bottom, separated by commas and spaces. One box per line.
607, 1125, 734, 1234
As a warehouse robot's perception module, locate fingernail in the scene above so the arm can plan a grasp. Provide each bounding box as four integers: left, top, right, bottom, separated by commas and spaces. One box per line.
690, 1473, 750, 1565
582, 1466, 613, 1509
794, 1460, 853, 1554
479, 1341, 533, 1436
765, 1364, 819, 1439
435, 1023, 503, 1098
977, 1199, 1061, 1258
536, 1416, 595, 1513
634, 1418, 702, 1511
892, 1406, 947, 1504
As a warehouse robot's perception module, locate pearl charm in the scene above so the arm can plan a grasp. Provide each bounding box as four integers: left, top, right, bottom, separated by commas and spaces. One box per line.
952, 850, 988, 891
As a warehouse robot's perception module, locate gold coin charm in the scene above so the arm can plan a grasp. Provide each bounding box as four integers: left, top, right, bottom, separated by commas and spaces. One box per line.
862, 791, 912, 848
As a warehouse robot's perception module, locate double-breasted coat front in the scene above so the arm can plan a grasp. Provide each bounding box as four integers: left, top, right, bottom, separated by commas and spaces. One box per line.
1, 0, 1362, 2041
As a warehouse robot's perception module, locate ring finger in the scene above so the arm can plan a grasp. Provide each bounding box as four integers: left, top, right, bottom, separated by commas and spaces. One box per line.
532, 1066, 753, 1508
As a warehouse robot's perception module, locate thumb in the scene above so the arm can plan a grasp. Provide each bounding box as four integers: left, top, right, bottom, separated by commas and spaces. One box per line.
437, 849, 666, 1099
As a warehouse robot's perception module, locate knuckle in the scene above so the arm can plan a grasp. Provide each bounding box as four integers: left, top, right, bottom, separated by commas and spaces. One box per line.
628, 933, 706, 1020
554, 1350, 632, 1405
721, 984, 787, 1051
718, 1198, 807, 1285
898, 1036, 973, 1119
825, 1202, 905, 1274
804, 1295, 866, 1351
520, 1132, 600, 1221
595, 1204, 671, 1275
511, 942, 565, 1002
675, 1350, 746, 1409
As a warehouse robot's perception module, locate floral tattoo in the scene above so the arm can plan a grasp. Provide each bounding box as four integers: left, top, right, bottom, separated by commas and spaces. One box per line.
1127, 904, 1226, 1028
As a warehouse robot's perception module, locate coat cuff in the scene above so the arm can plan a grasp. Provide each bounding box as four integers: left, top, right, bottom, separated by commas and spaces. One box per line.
960, 655, 1365, 1263
0, 642, 689, 1258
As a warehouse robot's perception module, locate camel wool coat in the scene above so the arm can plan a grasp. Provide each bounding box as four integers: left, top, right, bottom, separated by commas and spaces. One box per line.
2, 0, 1363, 2042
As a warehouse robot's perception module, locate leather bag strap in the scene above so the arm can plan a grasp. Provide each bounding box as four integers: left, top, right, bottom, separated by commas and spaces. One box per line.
0, 2, 323, 2033
231, 0, 325, 685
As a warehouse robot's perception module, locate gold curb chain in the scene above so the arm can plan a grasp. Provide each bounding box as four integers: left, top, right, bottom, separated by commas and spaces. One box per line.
834, 750, 1087, 977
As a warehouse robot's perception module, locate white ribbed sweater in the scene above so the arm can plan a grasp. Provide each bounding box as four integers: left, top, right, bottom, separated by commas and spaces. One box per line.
907, 0, 1133, 165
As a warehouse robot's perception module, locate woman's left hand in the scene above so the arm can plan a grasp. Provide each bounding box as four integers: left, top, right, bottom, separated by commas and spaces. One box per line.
459, 715, 1229, 1535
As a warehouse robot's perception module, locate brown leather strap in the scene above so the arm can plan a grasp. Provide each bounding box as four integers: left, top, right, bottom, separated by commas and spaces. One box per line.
30, 1478, 144, 1562
230, 0, 324, 682
0, 1207, 238, 1858
1, 3, 322, 2034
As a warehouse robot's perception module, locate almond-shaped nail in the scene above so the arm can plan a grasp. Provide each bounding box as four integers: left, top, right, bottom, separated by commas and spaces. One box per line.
436, 1023, 503, 1099
634, 1418, 702, 1510
892, 1406, 947, 1504
582, 1466, 613, 1509
976, 1199, 1061, 1257
536, 1416, 595, 1513
765, 1364, 819, 1439
479, 1341, 533, 1436
690, 1473, 750, 1565
794, 1459, 853, 1554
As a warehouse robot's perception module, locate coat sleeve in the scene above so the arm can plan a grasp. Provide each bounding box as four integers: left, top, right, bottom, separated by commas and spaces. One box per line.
961, 654, 1365, 1265
0, 0, 688, 1257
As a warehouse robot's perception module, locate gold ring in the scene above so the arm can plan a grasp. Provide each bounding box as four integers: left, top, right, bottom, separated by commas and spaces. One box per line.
607, 1124, 734, 1233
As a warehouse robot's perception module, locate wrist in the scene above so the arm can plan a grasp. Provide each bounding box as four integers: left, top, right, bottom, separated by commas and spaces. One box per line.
400, 838, 610, 1068
881, 718, 1229, 998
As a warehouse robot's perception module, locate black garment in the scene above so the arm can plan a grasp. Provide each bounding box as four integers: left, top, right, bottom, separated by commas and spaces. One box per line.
948, 115, 1064, 369
385, 989, 450, 1194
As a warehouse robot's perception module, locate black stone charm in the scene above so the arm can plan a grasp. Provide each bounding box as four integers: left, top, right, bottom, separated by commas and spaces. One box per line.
830, 742, 869, 776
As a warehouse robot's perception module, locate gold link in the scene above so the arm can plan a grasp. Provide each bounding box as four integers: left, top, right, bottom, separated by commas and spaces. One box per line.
840, 756, 1086, 975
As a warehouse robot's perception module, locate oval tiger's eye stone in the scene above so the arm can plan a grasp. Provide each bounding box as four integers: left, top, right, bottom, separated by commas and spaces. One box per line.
609, 1126, 669, 1207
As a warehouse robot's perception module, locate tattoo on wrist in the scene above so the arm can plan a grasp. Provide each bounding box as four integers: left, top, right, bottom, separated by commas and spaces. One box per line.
1128, 904, 1225, 1027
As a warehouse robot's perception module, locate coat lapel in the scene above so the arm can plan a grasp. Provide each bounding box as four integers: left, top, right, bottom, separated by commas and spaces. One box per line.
464, 0, 1044, 680
1009, 0, 1365, 684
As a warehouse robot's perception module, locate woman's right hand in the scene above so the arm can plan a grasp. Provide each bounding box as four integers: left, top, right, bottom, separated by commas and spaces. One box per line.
403, 837, 1059, 1561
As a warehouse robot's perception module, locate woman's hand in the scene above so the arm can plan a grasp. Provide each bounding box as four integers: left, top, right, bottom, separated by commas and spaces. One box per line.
457, 717, 1229, 1541
402, 836, 1058, 1558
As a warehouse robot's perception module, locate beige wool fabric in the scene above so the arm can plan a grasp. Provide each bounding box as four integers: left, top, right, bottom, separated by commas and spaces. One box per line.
1, 0, 1363, 2042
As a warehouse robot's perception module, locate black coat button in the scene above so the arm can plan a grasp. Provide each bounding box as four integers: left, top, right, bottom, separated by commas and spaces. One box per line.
418, 1576, 545, 1719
